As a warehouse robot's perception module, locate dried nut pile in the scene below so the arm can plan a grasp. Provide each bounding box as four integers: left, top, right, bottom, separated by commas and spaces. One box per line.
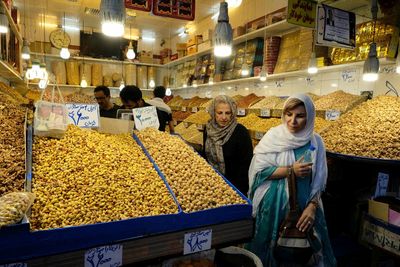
321, 96, 400, 159
314, 117, 331, 133
0, 82, 29, 104
64, 92, 97, 104
314, 90, 365, 112
0, 95, 26, 195
183, 110, 211, 125
32, 126, 177, 230
136, 128, 246, 212
167, 95, 184, 107
0, 192, 35, 228
237, 113, 280, 132
250, 96, 285, 109
173, 111, 192, 122
175, 124, 203, 145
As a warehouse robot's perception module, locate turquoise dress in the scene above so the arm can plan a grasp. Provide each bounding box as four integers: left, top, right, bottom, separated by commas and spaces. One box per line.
245, 143, 336, 267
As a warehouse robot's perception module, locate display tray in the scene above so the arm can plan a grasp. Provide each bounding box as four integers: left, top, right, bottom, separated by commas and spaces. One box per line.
326, 151, 400, 166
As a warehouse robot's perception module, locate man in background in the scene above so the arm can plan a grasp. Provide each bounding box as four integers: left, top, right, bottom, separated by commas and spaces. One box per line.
147, 86, 174, 133
119, 85, 173, 132
94, 86, 120, 118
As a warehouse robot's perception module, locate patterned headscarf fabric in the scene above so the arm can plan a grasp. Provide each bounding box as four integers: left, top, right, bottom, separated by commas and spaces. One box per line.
205, 95, 238, 174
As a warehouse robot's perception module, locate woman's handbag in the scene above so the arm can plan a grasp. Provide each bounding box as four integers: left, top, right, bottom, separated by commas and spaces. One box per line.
273, 169, 320, 264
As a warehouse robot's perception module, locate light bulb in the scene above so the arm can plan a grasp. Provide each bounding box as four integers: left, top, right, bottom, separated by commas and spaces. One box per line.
38, 78, 48, 89
208, 77, 214, 85
362, 73, 378, 82
241, 63, 250, 77
183, 83, 187, 88
397, 66, 400, 74
21, 39, 31, 60
308, 52, 318, 74
226, 0, 242, 8
149, 79, 155, 88
259, 66, 267, 81
362, 43, 379, 82
60, 47, 70, 59
165, 88, 172, 96
119, 80, 125, 90
192, 80, 198, 88
126, 42, 135, 59
80, 74, 88, 88
396, 55, 400, 74
102, 21, 124, 37
214, 45, 232, 58
25, 67, 34, 80
32, 60, 40, 71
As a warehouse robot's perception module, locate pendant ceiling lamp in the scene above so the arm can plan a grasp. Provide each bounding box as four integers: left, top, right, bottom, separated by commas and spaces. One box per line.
60, 13, 70, 59
100, 0, 125, 37
213, 1, 233, 58
307, 52, 318, 74
21, 0, 30, 60
362, 0, 379, 82
0, 6, 8, 34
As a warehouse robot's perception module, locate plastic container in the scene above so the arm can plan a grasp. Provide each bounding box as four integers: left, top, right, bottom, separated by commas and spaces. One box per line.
303, 144, 316, 163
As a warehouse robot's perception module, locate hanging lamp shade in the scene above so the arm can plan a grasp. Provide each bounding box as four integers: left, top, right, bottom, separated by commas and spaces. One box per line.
259, 66, 267, 81
0, 7, 8, 34
363, 42, 379, 82
307, 52, 318, 74
21, 38, 31, 60
213, 2, 233, 58
100, 0, 125, 37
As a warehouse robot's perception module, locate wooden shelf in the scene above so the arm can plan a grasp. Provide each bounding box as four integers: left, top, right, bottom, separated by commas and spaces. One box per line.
0, 60, 23, 84
30, 52, 163, 67
164, 20, 298, 68
0, 1, 22, 43
27, 83, 154, 92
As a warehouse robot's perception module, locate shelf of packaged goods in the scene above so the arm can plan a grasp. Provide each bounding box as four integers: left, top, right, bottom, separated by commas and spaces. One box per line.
171, 58, 396, 91
3, 219, 253, 266
0, 60, 23, 83
0, 2, 23, 43
27, 83, 155, 92
164, 20, 298, 68
30, 52, 164, 68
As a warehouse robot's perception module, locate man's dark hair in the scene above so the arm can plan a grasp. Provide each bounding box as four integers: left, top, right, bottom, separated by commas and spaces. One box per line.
154, 86, 166, 98
94, 85, 111, 97
120, 85, 142, 102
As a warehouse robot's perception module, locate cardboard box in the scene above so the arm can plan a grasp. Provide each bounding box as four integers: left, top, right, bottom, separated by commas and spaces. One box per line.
197, 41, 212, 52
178, 50, 186, 58
233, 26, 246, 38
187, 35, 203, 47
187, 45, 198, 55
170, 53, 178, 61
139, 51, 153, 64
202, 29, 213, 41
30, 41, 52, 54
176, 43, 187, 50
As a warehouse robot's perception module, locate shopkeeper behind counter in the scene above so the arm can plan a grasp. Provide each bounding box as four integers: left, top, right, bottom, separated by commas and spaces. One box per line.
94, 86, 120, 118
119, 85, 172, 132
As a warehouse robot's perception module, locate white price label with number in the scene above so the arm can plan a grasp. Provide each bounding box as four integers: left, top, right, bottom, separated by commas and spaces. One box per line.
84, 244, 123, 267
183, 229, 212, 255
259, 109, 271, 117
237, 109, 246, 116
182, 107, 187, 112
66, 103, 100, 128
325, 110, 341, 121
132, 106, 160, 131
183, 122, 189, 128
196, 124, 204, 130
0, 263, 27, 267
255, 131, 265, 140
192, 107, 198, 112
374, 172, 389, 198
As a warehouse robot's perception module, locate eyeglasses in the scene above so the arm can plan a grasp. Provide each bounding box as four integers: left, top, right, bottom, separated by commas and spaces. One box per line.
95, 96, 106, 100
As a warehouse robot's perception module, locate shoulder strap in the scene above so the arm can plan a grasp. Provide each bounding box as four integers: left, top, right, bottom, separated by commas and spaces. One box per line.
288, 169, 298, 211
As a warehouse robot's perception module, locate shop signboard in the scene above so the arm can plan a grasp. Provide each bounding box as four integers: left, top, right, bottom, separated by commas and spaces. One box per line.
287, 0, 317, 28
66, 103, 100, 128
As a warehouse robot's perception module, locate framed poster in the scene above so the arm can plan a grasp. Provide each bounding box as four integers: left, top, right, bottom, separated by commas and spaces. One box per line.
125, 0, 152, 12
153, 0, 195, 21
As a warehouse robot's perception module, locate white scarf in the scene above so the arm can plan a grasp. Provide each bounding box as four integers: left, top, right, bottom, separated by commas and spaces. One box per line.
147, 98, 172, 114
248, 93, 327, 216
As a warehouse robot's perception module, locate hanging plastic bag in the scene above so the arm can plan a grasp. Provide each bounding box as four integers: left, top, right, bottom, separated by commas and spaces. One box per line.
0, 192, 35, 228
34, 83, 69, 138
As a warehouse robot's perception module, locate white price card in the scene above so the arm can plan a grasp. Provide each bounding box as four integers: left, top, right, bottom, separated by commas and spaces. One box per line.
66, 104, 100, 128
132, 106, 160, 131
374, 172, 389, 198
196, 124, 204, 130
255, 131, 265, 140
0, 263, 27, 267
259, 109, 271, 117
237, 109, 246, 116
182, 106, 187, 112
85, 244, 123, 267
325, 110, 341, 121
184, 122, 190, 128
183, 229, 212, 255
192, 107, 198, 113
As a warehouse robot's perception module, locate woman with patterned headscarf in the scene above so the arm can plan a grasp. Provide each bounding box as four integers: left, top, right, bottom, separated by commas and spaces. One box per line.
203, 95, 253, 195
246, 93, 336, 267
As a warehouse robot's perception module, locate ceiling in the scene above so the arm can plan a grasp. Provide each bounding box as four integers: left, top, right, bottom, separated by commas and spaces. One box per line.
14, 0, 219, 39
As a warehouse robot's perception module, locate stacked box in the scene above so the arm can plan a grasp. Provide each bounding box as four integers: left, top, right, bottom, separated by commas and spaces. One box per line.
264, 36, 281, 74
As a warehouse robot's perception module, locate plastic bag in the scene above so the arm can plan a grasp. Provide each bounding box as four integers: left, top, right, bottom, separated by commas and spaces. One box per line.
0, 192, 35, 228
34, 83, 69, 138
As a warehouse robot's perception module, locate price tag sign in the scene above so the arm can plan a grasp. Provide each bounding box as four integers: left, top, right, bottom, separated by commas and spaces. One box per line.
192, 107, 198, 113
325, 110, 341, 121
259, 109, 271, 117
374, 172, 389, 198
66, 104, 100, 128
132, 106, 160, 131
84, 244, 123, 267
183, 229, 212, 255
255, 131, 265, 140
183, 122, 189, 128
0, 263, 27, 267
196, 124, 204, 130
182, 106, 187, 112
237, 109, 246, 116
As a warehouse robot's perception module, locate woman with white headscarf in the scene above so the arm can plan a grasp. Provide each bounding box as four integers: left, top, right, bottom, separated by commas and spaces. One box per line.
203, 95, 253, 195
245, 94, 336, 267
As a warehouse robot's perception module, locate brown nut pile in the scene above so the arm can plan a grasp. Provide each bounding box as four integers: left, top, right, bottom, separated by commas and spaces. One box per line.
183, 110, 211, 125
237, 113, 280, 132
136, 128, 246, 212
0, 82, 29, 104
64, 92, 97, 104
314, 117, 331, 133
250, 96, 285, 109
0, 192, 35, 228
321, 96, 400, 159
0, 94, 26, 195
314, 90, 366, 112
31, 126, 177, 230
173, 111, 193, 122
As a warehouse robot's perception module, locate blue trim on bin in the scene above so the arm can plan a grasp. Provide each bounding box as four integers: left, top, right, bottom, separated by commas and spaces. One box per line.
364, 213, 400, 235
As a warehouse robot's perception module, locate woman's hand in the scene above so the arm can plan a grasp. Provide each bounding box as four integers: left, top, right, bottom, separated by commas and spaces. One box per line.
296, 204, 316, 232
293, 156, 313, 177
